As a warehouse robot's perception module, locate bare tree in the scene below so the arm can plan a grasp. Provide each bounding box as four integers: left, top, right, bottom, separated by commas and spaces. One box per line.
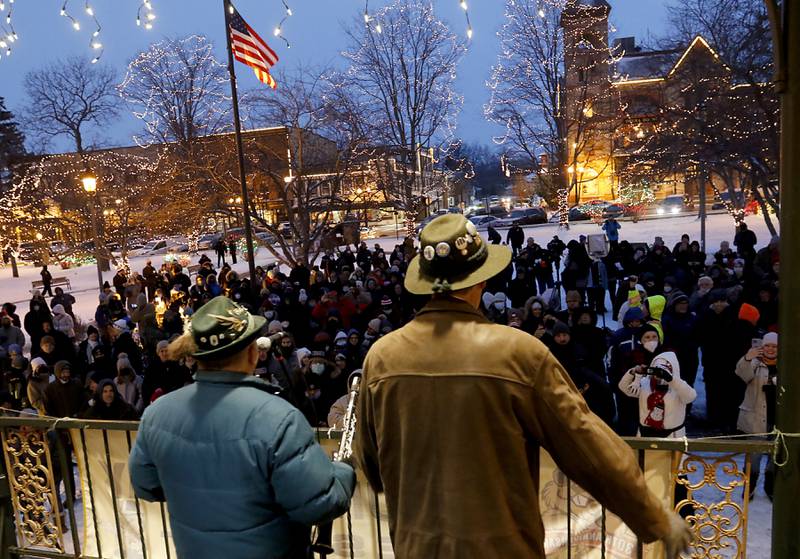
664, 0, 779, 234
22, 57, 119, 153
119, 35, 233, 241
486, 0, 622, 225
218, 67, 364, 267
118, 35, 232, 150
336, 0, 465, 233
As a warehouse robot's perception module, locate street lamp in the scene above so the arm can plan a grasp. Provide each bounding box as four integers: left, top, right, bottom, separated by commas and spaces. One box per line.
81, 170, 104, 291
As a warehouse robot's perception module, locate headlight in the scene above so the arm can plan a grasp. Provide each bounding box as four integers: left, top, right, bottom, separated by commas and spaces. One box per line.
671, 207, 680, 214
657, 208, 665, 215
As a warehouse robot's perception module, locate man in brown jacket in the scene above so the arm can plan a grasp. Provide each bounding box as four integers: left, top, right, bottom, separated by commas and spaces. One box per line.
355, 214, 691, 558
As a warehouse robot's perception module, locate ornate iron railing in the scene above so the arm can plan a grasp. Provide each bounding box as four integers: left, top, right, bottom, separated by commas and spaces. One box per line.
0, 416, 774, 559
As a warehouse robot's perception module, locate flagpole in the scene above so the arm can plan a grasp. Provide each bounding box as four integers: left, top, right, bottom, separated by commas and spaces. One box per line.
222, 0, 258, 287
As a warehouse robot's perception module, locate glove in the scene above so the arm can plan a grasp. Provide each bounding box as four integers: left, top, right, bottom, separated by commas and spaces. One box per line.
662, 511, 692, 559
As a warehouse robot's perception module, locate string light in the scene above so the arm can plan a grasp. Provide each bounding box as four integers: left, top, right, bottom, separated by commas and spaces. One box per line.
459, 0, 472, 40
136, 0, 156, 30
0, 0, 14, 59
271, 0, 292, 48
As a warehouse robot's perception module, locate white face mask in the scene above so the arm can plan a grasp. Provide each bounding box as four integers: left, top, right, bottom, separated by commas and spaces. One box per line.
643, 340, 659, 353
663, 286, 672, 293
310, 363, 325, 375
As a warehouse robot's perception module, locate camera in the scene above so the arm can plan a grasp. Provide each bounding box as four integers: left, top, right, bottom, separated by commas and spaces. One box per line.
644, 367, 673, 383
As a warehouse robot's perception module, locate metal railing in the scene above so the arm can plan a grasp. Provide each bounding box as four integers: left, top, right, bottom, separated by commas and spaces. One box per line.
0, 416, 775, 559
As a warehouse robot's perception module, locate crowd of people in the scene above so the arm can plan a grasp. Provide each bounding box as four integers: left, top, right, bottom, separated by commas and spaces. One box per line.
0, 221, 781, 468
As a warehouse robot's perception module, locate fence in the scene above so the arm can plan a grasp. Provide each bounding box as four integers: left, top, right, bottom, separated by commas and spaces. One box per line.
0, 416, 774, 559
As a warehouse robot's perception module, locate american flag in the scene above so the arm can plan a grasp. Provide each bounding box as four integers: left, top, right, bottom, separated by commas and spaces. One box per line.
228, 3, 279, 89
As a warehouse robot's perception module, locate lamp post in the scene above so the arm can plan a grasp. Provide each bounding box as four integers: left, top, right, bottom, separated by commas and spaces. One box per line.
81, 171, 104, 291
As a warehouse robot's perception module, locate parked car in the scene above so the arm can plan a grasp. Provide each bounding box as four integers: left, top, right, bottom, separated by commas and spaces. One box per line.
197, 233, 222, 250
129, 239, 188, 257
710, 190, 759, 215
654, 195, 688, 216
493, 207, 548, 227
468, 215, 499, 230
602, 203, 626, 219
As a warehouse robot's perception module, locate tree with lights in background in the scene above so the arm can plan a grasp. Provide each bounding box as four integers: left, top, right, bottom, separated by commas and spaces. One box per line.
119, 34, 234, 247
335, 0, 465, 236
618, 0, 779, 236
0, 97, 26, 276
487, 0, 623, 227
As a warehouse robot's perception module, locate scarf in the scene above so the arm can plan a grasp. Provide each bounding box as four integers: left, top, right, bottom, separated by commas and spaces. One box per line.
644, 377, 667, 429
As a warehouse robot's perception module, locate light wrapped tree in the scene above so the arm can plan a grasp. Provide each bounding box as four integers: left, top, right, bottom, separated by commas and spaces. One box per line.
335, 0, 465, 235
486, 0, 623, 227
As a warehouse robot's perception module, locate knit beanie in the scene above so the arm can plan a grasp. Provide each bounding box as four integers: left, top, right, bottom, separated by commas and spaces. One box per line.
738, 303, 760, 326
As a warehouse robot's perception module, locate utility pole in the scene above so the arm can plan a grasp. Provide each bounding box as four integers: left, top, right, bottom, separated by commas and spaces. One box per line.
768, 0, 799, 556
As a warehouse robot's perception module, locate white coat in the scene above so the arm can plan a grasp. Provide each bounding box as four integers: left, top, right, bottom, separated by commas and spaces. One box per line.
735, 356, 774, 434
618, 351, 697, 438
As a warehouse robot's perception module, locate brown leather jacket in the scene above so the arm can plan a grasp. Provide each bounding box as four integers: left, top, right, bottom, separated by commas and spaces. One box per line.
355, 297, 670, 559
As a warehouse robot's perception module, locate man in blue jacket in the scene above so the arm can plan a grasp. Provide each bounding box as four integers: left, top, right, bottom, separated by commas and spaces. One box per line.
129, 296, 356, 559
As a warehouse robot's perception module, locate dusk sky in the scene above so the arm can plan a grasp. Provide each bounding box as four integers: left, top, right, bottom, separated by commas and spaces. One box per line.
0, 0, 671, 153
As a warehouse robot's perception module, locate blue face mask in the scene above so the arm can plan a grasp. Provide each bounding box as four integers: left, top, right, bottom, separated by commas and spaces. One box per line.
310, 363, 325, 375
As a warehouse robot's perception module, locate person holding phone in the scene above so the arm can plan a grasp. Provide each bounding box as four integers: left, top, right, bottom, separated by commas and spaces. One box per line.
736, 332, 778, 499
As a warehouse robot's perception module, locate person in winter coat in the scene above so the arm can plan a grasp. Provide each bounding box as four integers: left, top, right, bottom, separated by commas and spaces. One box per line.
0, 316, 25, 361
115, 356, 144, 414
562, 240, 591, 297
129, 296, 355, 559
548, 320, 615, 426
40, 265, 54, 297
570, 308, 608, 377
696, 289, 739, 431
44, 361, 84, 419
607, 311, 649, 435
486, 225, 502, 244
506, 223, 525, 258
143, 340, 194, 404
24, 296, 52, 344
50, 288, 76, 318
618, 351, 696, 438
644, 295, 666, 342
735, 332, 778, 498
602, 217, 621, 245
51, 304, 75, 341
228, 238, 238, 264
77, 325, 103, 378
1, 302, 21, 328
661, 293, 699, 388
82, 379, 139, 420
733, 222, 757, 263
27, 358, 53, 416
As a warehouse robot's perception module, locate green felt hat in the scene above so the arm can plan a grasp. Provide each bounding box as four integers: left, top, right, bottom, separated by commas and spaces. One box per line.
404, 214, 511, 295
189, 296, 266, 360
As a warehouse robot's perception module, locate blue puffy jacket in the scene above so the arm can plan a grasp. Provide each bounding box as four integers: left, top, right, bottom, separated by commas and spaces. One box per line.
129, 370, 356, 559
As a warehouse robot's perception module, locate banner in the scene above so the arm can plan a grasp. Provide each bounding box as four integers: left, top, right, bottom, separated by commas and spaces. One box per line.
66, 429, 673, 559
70, 429, 177, 559
540, 448, 673, 559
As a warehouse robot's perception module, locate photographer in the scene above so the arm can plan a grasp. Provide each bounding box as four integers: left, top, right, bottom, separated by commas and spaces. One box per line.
736, 332, 778, 499
618, 351, 696, 438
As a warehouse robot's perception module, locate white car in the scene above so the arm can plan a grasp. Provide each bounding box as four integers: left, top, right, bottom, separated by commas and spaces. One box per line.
129, 239, 189, 257
468, 215, 499, 230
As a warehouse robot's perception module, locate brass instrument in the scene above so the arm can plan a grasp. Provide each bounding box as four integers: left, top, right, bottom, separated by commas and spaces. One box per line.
312, 372, 362, 557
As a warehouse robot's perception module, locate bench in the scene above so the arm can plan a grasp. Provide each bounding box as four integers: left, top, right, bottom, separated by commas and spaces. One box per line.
31, 277, 72, 292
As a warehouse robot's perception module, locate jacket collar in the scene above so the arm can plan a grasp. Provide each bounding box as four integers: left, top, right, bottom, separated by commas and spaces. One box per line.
415, 297, 488, 321
195, 370, 255, 384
